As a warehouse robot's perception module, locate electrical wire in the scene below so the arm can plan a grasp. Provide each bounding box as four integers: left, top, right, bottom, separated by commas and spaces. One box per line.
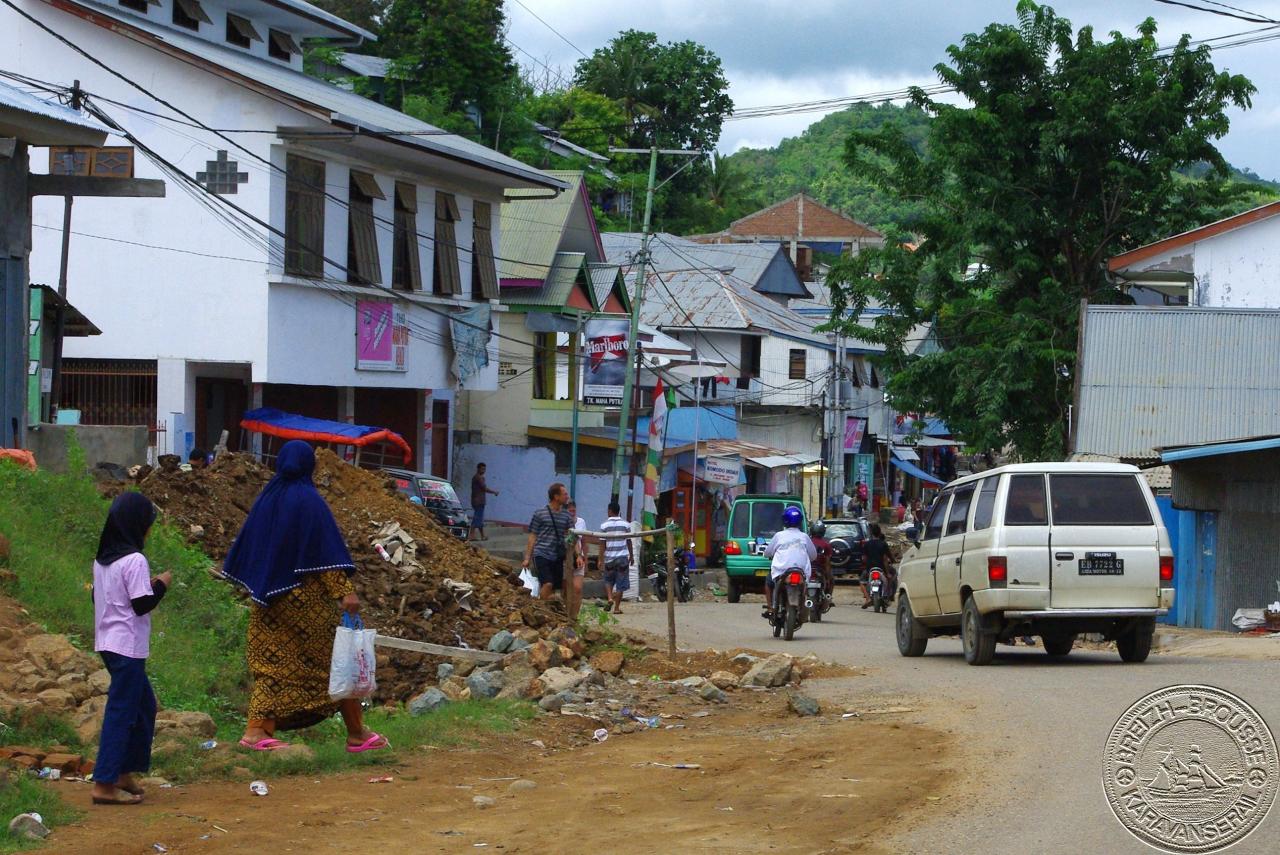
509, 0, 590, 59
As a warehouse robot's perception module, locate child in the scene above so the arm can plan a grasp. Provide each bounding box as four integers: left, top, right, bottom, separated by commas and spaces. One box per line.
91, 492, 170, 806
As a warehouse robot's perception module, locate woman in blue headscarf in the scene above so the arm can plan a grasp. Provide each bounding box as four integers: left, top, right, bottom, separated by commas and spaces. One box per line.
222, 440, 386, 753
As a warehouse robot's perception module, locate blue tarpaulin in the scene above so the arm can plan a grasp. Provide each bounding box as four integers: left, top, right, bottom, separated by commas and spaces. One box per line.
240, 407, 413, 463
890, 455, 946, 486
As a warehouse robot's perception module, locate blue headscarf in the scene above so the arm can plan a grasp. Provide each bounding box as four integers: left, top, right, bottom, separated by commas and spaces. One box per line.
221, 441, 354, 605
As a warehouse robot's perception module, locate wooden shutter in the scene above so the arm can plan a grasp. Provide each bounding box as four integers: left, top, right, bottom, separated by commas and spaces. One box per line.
348, 171, 381, 284
285, 154, 324, 277
472, 201, 498, 300
433, 191, 461, 295
788, 348, 806, 380
392, 182, 421, 291
175, 0, 212, 24
227, 13, 262, 42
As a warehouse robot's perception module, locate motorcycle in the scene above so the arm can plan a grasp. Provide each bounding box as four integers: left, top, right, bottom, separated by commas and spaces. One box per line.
807, 573, 831, 622
769, 567, 809, 641
649, 549, 693, 603
867, 566, 896, 613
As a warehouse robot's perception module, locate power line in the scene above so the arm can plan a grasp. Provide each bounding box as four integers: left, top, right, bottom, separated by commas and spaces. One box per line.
1152, 0, 1279, 24
509, 0, 589, 59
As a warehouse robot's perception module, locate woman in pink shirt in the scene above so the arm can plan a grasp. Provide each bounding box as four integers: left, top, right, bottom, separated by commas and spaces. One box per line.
91, 492, 170, 806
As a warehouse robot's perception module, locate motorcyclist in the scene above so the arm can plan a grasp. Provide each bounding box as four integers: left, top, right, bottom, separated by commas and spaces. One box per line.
763, 506, 817, 620
860, 523, 895, 609
808, 520, 834, 597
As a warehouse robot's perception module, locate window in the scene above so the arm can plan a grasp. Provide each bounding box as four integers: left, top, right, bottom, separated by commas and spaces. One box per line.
284, 154, 325, 278
739, 335, 761, 390
533, 332, 555, 400
945, 485, 975, 537
730, 504, 750, 539
391, 182, 420, 291
171, 0, 208, 29
1049, 475, 1154, 526
118, 0, 155, 13
923, 492, 951, 541
788, 349, 806, 380
752, 502, 802, 539
1004, 474, 1048, 526
971, 477, 999, 530
472, 202, 499, 299
226, 13, 262, 49
268, 29, 300, 62
347, 170, 383, 284
432, 192, 462, 295
869, 364, 880, 388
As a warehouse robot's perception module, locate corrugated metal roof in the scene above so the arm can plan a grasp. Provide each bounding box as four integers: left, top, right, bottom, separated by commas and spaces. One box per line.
74, 1, 559, 189
501, 252, 583, 308
0, 80, 109, 143
587, 263, 623, 311
334, 52, 393, 79
1075, 306, 1280, 461
498, 171, 584, 281
264, 0, 376, 39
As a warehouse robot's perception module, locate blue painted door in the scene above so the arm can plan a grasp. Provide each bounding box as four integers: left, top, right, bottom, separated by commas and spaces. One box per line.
1194, 511, 1217, 629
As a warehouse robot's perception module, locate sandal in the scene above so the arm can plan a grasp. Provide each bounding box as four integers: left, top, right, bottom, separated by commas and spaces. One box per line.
239, 737, 289, 751
92, 790, 143, 806
346, 731, 389, 753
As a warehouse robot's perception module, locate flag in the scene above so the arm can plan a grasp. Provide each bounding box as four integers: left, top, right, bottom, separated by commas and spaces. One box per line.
642, 380, 675, 533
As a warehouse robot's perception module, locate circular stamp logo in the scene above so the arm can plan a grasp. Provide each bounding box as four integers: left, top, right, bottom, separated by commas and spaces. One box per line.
1104, 685, 1277, 853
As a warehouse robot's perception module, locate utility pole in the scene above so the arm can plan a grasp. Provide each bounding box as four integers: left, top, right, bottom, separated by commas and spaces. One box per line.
607, 144, 704, 507
569, 313, 583, 500
48, 80, 82, 420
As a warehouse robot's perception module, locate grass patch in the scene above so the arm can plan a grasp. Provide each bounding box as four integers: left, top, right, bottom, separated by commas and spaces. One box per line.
0, 772, 81, 853
0, 712, 84, 752
151, 700, 536, 783
0, 448, 248, 717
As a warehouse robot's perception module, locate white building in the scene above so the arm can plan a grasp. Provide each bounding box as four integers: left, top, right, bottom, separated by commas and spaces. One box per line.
5, 0, 562, 475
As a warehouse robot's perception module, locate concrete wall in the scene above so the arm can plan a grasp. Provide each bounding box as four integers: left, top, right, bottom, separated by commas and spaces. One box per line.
1192, 217, 1280, 308
453, 442, 621, 528
27, 423, 149, 473
1170, 447, 1280, 629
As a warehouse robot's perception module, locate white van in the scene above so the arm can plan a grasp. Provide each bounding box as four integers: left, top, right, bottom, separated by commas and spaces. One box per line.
895, 463, 1174, 665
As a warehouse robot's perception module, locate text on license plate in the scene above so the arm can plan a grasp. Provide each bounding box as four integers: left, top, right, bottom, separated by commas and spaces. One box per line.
754, 570, 768, 577
1079, 552, 1124, 575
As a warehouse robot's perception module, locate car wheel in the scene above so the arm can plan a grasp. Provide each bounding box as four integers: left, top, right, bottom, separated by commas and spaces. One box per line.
1117, 619, 1155, 663
962, 597, 996, 666
726, 577, 741, 604
1042, 631, 1074, 657
896, 594, 928, 657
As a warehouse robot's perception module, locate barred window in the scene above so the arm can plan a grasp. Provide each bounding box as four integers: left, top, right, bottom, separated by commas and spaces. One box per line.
284, 154, 325, 278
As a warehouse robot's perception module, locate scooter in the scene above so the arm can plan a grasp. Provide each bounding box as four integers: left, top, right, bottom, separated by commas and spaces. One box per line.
768, 567, 809, 641
649, 549, 692, 603
807, 573, 831, 622
867, 566, 895, 613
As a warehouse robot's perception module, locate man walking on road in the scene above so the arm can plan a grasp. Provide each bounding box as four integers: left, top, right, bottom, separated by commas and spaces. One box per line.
599, 501, 633, 614
521, 483, 573, 602
468, 463, 498, 541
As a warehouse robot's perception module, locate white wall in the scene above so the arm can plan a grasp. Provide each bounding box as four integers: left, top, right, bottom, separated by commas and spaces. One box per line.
759, 336, 827, 406
453, 442, 619, 527
1192, 218, 1280, 308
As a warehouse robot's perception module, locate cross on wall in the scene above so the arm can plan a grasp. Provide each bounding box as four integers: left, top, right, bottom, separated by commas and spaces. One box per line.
196, 150, 249, 194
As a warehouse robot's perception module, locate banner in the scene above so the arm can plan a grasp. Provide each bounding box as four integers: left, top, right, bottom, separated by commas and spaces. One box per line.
642, 379, 675, 533
843, 416, 867, 452
582, 317, 629, 406
356, 300, 408, 372
702, 455, 741, 485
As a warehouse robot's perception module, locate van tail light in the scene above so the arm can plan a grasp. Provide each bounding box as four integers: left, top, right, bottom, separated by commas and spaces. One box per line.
724, 541, 741, 556
786, 571, 804, 585
988, 556, 1008, 586
1159, 555, 1174, 584
870, 570, 882, 581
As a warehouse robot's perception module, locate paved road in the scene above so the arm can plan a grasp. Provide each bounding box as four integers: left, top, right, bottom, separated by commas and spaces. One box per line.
616, 594, 1280, 855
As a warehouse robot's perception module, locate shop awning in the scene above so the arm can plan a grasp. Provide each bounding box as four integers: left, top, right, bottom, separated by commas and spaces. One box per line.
890, 455, 946, 486
747, 453, 821, 468
891, 445, 920, 462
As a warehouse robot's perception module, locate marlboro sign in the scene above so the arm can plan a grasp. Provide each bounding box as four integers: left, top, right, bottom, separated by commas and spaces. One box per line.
582, 317, 629, 406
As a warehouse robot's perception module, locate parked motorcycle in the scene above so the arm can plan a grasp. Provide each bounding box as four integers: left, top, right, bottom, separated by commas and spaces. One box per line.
649, 549, 693, 603
769, 567, 810, 641
867, 566, 896, 613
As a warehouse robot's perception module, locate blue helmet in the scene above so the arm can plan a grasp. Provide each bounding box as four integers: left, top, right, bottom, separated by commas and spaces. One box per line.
782, 506, 803, 528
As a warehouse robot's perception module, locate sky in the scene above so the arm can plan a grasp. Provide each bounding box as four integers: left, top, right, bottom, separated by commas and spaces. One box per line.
505, 0, 1280, 181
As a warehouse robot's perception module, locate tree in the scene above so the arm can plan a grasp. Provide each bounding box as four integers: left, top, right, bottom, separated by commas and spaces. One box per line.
823, 1, 1254, 460
309, 0, 388, 33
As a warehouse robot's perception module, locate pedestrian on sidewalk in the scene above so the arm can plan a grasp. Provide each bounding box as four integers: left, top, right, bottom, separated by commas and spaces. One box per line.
599, 501, 633, 614
91, 492, 169, 806
221, 440, 387, 755
522, 482, 573, 603
468, 462, 499, 541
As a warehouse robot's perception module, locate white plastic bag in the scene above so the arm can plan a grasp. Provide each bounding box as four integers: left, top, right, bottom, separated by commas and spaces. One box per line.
329, 613, 377, 700
519, 567, 540, 597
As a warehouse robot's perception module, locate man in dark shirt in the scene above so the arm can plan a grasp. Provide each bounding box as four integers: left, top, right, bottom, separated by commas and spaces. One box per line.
861, 524, 894, 609
468, 463, 499, 541
522, 482, 573, 601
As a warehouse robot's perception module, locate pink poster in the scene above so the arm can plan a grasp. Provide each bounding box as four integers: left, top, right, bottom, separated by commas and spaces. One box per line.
843, 416, 867, 452
356, 300, 407, 372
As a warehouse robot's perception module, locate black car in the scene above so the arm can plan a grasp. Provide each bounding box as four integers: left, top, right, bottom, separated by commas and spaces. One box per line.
382, 467, 470, 539
824, 518, 871, 577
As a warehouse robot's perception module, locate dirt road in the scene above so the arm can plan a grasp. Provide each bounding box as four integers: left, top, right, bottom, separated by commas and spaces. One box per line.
618, 594, 1280, 855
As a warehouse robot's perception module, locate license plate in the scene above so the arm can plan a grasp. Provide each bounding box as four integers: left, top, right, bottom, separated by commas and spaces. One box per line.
754, 570, 768, 577
1079, 552, 1124, 575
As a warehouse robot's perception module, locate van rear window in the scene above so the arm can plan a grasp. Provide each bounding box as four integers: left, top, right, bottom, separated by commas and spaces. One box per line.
752, 502, 802, 539
730, 505, 750, 538
1049, 475, 1153, 525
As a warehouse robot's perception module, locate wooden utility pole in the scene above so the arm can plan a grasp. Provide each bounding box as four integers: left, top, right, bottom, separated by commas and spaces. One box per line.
665, 524, 676, 657
563, 530, 578, 623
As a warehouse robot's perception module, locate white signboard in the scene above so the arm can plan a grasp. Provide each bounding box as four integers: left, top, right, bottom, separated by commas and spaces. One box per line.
702, 455, 740, 485
582, 317, 629, 406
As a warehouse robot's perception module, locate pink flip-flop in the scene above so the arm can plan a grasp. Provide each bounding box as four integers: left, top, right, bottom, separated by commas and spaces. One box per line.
346, 732, 389, 753
239, 737, 289, 751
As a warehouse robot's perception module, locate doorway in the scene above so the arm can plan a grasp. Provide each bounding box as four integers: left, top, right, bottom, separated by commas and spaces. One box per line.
195, 377, 248, 452
431, 399, 449, 478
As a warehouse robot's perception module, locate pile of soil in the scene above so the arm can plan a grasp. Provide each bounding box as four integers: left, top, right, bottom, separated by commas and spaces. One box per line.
128, 451, 562, 700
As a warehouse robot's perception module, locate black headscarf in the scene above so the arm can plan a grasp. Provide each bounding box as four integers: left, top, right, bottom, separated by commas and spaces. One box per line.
96, 492, 157, 565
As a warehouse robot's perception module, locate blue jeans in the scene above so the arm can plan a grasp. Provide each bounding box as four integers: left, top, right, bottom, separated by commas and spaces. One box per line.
95, 652, 157, 785
471, 504, 486, 529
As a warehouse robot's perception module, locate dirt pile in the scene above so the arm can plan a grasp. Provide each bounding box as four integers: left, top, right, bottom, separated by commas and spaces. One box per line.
128, 451, 562, 700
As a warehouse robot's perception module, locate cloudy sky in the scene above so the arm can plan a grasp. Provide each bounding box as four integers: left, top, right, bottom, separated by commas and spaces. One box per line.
506, 0, 1280, 180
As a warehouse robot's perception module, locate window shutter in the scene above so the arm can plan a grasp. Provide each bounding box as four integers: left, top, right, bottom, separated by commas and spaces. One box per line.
285, 154, 325, 278
227, 13, 262, 42
175, 0, 211, 24
269, 29, 301, 56
348, 172, 381, 284
472, 201, 498, 300
392, 182, 421, 291
350, 170, 385, 200
434, 191, 461, 295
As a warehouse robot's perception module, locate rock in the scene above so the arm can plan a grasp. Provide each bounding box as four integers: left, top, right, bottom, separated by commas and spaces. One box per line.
538, 692, 568, 712
699, 683, 728, 704
452, 658, 478, 678
57, 674, 93, 704
189, 524, 205, 540
507, 779, 537, 792
495, 664, 540, 700
439, 676, 469, 701
409, 687, 449, 715
528, 639, 563, 672
537, 667, 587, 696
590, 651, 625, 677
272, 743, 316, 761
8, 813, 49, 841
23, 634, 80, 671
708, 671, 739, 690
583, 627, 603, 644
487, 630, 515, 654
87, 669, 112, 696
557, 644, 576, 663
34, 687, 76, 714
156, 710, 217, 739
466, 670, 505, 700
743, 654, 792, 688
731, 653, 759, 665
674, 676, 706, 689
140, 776, 171, 788
20, 676, 57, 694
501, 648, 531, 670
512, 627, 540, 644
787, 691, 820, 717
41, 752, 84, 774
520, 605, 546, 628
436, 663, 454, 682
579, 667, 605, 688
472, 795, 496, 809
0, 746, 46, 763
547, 626, 586, 657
